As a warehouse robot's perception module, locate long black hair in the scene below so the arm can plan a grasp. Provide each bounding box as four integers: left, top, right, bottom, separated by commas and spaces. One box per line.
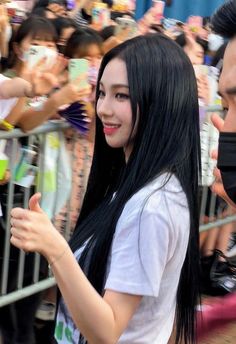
70, 34, 201, 344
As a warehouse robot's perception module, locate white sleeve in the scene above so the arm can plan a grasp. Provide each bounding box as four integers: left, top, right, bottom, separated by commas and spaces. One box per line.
0, 74, 18, 119
105, 192, 175, 297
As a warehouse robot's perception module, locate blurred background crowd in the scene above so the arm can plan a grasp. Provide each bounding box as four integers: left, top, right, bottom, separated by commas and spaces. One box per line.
0, 0, 235, 343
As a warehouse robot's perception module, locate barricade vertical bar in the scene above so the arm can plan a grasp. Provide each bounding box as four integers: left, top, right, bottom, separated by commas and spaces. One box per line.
199, 186, 208, 225
17, 187, 30, 289
33, 133, 46, 283
208, 192, 217, 221
52, 130, 62, 223
1, 138, 18, 295
64, 131, 77, 241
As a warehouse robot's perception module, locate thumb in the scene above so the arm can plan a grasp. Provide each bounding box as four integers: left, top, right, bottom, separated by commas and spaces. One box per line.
211, 113, 224, 132
29, 193, 43, 213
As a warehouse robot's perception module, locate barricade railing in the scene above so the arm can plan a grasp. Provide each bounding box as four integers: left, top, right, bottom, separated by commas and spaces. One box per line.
0, 120, 81, 307
198, 106, 235, 233
0, 107, 235, 308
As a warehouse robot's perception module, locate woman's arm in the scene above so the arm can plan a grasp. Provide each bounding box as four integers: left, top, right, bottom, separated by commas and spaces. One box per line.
50, 242, 141, 344
17, 84, 90, 132
10, 194, 141, 344
0, 78, 33, 99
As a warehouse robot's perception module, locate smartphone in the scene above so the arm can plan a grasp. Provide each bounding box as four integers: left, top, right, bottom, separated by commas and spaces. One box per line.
152, 0, 165, 24
25, 45, 57, 70
69, 58, 89, 90
115, 17, 138, 40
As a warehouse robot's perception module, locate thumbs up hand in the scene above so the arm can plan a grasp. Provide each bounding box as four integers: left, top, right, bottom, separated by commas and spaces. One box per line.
28, 192, 43, 213
10, 193, 66, 258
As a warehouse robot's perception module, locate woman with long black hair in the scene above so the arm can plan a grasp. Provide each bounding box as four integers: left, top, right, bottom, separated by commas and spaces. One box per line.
10, 33, 201, 344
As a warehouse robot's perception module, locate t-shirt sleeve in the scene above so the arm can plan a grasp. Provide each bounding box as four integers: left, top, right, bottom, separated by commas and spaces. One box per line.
0, 74, 18, 119
105, 192, 175, 298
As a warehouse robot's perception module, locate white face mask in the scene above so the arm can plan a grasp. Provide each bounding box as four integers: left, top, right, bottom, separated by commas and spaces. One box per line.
208, 33, 224, 52
88, 66, 99, 86
18, 49, 29, 63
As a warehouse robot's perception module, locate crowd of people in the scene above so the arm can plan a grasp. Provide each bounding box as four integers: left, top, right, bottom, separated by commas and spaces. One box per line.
0, 0, 235, 343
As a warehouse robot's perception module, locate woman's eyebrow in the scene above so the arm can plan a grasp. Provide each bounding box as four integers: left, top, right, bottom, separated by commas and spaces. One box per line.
99, 81, 129, 89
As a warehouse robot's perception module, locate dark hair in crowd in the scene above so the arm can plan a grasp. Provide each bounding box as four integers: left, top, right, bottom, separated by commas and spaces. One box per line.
175, 33, 208, 52
211, 0, 236, 38
211, 42, 227, 68
7, 16, 58, 69
70, 34, 201, 344
64, 28, 102, 58
33, 0, 67, 9
99, 25, 115, 41
52, 16, 76, 38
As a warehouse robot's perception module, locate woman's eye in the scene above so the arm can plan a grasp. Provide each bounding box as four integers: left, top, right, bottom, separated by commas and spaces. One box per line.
98, 90, 105, 98
116, 93, 130, 100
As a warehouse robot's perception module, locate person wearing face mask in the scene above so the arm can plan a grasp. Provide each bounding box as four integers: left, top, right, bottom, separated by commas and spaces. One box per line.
209, 1, 236, 209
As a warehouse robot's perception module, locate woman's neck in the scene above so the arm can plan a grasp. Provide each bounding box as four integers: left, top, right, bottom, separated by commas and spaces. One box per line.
12, 60, 24, 77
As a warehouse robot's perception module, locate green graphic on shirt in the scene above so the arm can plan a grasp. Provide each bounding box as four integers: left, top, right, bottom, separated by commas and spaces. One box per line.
55, 321, 74, 343
55, 321, 63, 340
65, 327, 73, 342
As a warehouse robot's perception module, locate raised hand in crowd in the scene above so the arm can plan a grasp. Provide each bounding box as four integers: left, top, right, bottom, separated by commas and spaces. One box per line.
0, 3, 9, 32
0, 169, 10, 185
183, 25, 204, 65
0, 3, 9, 58
24, 54, 68, 97
197, 74, 210, 106
47, 2, 67, 17
0, 55, 67, 99
53, 81, 91, 108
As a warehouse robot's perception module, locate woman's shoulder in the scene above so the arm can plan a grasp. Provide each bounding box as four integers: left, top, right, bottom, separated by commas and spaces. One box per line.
125, 173, 186, 212
116, 174, 188, 234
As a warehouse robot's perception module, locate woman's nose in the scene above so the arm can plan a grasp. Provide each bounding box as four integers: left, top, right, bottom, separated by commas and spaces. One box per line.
97, 97, 113, 118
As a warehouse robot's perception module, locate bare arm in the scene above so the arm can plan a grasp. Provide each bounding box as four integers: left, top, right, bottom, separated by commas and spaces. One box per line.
10, 194, 142, 344
3, 82, 90, 132
0, 78, 33, 99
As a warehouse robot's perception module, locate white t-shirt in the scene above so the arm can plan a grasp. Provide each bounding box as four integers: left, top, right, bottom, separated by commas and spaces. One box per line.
55, 174, 190, 344
0, 74, 18, 119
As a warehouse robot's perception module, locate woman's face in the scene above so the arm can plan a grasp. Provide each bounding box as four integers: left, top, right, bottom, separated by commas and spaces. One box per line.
17, 34, 57, 60
97, 58, 136, 161
73, 43, 102, 67
184, 41, 204, 65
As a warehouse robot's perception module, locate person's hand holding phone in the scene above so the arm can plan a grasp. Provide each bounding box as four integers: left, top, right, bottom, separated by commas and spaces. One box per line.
20, 55, 68, 97
69, 58, 91, 92
52, 82, 91, 109
0, 3, 9, 32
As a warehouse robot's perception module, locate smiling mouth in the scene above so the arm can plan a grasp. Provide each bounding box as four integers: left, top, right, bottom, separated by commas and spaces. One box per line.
103, 124, 121, 135
103, 123, 121, 128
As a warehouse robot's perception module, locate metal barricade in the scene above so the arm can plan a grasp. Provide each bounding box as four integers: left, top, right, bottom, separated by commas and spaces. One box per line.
0, 121, 91, 307
199, 106, 236, 232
